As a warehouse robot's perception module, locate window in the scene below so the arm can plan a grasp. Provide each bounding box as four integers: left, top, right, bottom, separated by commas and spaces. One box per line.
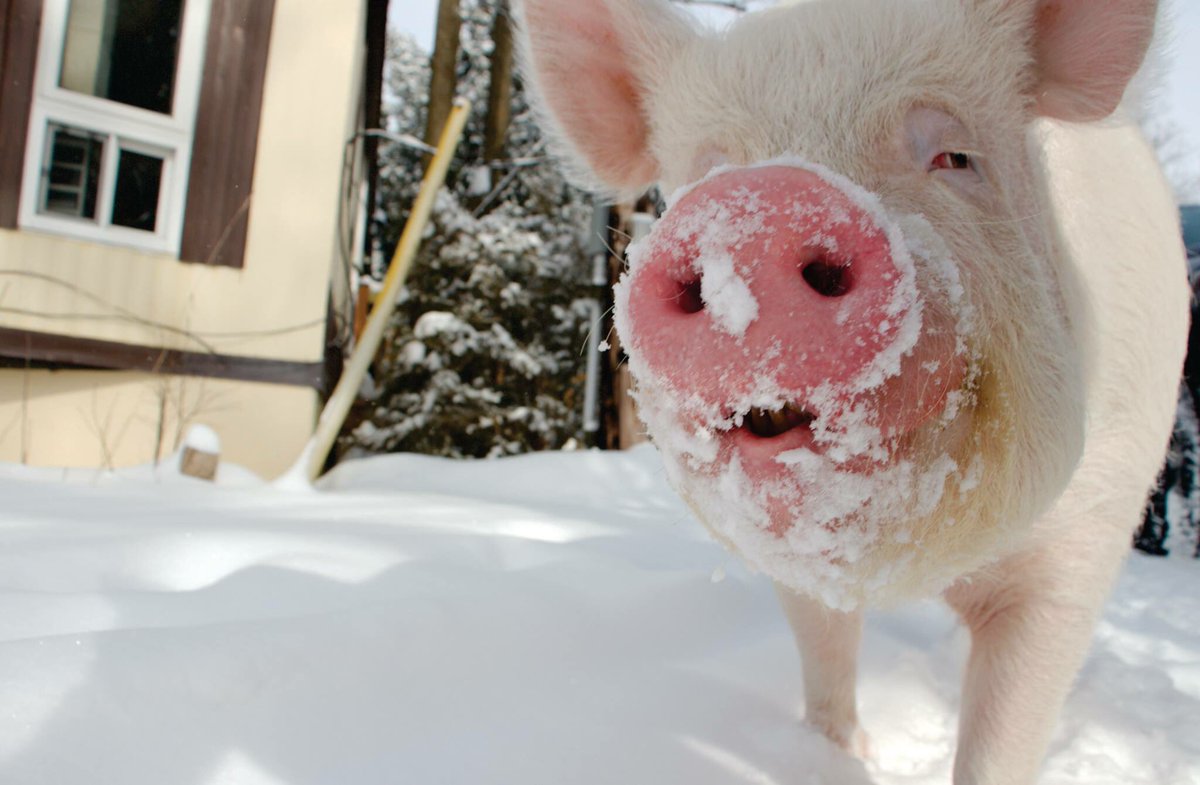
18, 0, 211, 254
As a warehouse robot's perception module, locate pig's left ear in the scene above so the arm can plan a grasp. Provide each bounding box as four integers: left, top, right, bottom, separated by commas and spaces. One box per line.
513, 0, 697, 193
1018, 0, 1159, 121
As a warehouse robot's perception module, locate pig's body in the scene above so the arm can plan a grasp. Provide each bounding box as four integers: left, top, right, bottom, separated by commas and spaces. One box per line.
922, 117, 1187, 783
515, 1, 1189, 782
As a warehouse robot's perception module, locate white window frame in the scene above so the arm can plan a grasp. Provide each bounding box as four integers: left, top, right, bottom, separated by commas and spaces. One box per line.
18, 0, 212, 255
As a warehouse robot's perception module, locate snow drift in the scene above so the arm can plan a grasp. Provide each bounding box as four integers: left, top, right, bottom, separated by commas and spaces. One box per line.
0, 448, 1195, 784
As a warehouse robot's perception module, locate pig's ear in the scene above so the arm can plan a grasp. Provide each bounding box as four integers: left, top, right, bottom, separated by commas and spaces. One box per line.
514, 0, 697, 192
1022, 0, 1158, 121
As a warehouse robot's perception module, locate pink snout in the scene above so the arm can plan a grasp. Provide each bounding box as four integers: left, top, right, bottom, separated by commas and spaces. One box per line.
623, 165, 964, 458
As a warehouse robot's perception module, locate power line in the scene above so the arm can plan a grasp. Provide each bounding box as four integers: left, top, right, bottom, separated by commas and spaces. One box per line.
0, 270, 326, 351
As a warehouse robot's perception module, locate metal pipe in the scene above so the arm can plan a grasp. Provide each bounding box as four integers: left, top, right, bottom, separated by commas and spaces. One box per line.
358, 129, 439, 156
582, 294, 603, 434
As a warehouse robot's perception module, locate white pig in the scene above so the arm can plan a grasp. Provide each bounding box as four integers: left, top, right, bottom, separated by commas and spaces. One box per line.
514, 0, 1189, 782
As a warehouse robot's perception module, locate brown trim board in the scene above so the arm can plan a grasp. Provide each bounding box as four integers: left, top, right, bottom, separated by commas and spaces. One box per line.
0, 0, 43, 229
0, 328, 326, 389
180, 0, 277, 268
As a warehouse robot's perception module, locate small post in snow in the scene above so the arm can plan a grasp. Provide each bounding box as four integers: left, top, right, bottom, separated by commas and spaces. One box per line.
179, 424, 221, 482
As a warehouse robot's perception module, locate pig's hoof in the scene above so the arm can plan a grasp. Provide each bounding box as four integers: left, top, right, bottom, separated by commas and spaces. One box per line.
810, 721, 872, 760
844, 728, 871, 760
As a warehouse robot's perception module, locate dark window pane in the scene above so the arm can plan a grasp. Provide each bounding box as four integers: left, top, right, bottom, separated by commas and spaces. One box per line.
60, 0, 185, 115
42, 125, 103, 220
111, 149, 163, 232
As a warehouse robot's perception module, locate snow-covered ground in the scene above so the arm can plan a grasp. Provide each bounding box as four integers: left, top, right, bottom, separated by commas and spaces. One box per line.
0, 447, 1196, 784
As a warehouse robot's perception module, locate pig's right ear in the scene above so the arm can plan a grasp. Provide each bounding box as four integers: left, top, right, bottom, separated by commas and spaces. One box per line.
1013, 0, 1159, 122
514, 0, 697, 193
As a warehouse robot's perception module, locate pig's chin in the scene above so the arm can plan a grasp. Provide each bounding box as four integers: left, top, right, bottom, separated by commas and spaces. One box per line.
636, 381, 985, 611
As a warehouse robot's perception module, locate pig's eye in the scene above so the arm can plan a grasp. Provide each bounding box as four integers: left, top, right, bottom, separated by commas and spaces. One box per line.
930, 152, 973, 171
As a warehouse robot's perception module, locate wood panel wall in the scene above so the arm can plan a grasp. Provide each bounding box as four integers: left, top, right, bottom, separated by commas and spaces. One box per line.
179, 0, 277, 268
0, 0, 42, 229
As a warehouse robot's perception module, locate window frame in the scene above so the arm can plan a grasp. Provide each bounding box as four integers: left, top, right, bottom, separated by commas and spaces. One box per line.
17, 0, 212, 255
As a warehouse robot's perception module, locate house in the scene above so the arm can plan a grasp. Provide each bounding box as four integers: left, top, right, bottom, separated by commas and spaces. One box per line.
0, 0, 390, 478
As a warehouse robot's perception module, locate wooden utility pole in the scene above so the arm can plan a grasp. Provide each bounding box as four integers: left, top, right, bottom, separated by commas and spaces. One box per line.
425, 0, 462, 151
484, 2, 514, 162
601, 201, 655, 450
363, 0, 389, 229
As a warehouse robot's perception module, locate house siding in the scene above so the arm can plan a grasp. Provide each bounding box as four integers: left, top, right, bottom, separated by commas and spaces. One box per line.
0, 368, 319, 477
0, 0, 366, 364
0, 0, 42, 229
0, 0, 370, 478
180, 0, 277, 269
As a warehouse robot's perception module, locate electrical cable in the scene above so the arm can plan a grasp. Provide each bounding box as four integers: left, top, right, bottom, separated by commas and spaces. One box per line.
0, 269, 327, 352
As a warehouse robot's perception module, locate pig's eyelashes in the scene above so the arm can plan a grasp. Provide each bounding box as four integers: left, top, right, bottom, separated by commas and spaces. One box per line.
927, 150, 986, 196
904, 107, 980, 180
930, 152, 973, 171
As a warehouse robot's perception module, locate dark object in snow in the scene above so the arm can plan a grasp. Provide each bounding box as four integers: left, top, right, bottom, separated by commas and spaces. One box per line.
1181, 204, 1199, 259
180, 447, 219, 482
1137, 221, 1200, 558
178, 425, 221, 482
1138, 383, 1199, 556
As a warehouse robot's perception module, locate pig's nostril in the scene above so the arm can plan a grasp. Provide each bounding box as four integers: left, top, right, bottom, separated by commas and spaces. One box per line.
801, 261, 853, 298
673, 278, 705, 314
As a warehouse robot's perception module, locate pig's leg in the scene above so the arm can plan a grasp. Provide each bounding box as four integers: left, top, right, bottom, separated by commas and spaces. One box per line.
774, 584, 868, 756
945, 531, 1130, 785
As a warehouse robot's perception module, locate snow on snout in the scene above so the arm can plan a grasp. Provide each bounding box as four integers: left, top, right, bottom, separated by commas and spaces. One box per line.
699, 251, 758, 336
616, 157, 979, 607
627, 186, 766, 338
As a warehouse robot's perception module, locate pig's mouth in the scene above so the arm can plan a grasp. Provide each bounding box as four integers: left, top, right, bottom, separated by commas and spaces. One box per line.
729, 402, 828, 475
714, 375, 974, 481
743, 403, 817, 439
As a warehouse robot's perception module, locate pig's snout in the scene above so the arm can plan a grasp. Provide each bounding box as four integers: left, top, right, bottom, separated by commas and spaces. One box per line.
622, 165, 965, 453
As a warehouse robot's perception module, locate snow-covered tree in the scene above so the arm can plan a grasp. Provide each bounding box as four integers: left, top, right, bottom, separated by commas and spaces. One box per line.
341, 2, 596, 460
1138, 252, 1200, 559
1138, 383, 1200, 557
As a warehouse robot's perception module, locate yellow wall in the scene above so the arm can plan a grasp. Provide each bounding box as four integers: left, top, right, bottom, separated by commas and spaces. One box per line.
0, 0, 371, 476
0, 369, 319, 479
0, 0, 368, 364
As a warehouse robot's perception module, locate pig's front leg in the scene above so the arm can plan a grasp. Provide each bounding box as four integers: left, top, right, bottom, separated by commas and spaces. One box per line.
945, 535, 1129, 785
774, 584, 868, 757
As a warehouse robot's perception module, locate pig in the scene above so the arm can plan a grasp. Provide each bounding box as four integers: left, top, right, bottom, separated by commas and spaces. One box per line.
513, 0, 1189, 782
